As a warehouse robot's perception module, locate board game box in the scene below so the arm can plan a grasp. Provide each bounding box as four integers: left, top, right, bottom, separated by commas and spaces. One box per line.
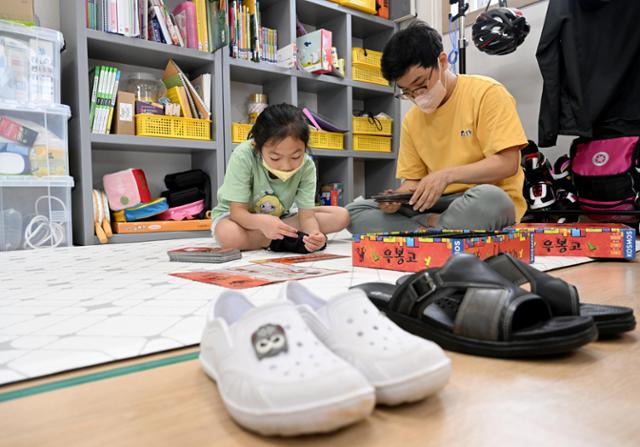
352, 229, 534, 272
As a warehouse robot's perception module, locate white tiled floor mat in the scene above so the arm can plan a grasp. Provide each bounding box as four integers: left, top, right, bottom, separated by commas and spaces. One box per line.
0, 230, 631, 385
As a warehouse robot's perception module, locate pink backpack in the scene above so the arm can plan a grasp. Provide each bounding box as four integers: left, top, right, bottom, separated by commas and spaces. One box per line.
570, 136, 640, 222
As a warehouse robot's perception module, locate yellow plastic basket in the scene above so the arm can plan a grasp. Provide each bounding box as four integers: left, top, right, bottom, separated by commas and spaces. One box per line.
309, 130, 344, 150
352, 48, 383, 68
353, 134, 392, 152
231, 122, 253, 143
352, 64, 389, 86
352, 116, 393, 136
340, 0, 376, 14
135, 114, 211, 140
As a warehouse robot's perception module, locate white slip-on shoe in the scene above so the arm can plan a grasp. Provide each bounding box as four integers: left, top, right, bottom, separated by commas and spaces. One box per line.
199, 291, 375, 437
283, 282, 451, 406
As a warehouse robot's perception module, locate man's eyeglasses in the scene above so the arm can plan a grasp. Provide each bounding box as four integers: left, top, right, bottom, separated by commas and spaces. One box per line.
394, 67, 436, 100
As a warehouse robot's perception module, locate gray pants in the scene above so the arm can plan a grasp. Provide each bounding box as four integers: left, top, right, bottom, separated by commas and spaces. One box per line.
346, 184, 516, 234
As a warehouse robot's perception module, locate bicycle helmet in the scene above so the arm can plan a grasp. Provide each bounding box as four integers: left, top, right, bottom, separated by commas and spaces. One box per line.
472, 4, 530, 56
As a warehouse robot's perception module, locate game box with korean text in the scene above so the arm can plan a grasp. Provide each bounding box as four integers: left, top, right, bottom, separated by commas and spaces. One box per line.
515, 223, 636, 260
352, 229, 534, 272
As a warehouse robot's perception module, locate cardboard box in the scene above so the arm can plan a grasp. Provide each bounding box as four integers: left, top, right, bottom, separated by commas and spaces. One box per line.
0, 0, 34, 25
352, 229, 534, 272
515, 223, 636, 260
114, 91, 135, 135
297, 29, 332, 74
113, 219, 211, 234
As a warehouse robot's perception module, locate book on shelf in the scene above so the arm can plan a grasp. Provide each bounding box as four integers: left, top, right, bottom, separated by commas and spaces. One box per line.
195, 0, 209, 52
86, 0, 228, 52
207, 0, 229, 53
89, 65, 121, 134
191, 74, 212, 110
166, 86, 193, 118
227, 1, 276, 63
172, 1, 198, 49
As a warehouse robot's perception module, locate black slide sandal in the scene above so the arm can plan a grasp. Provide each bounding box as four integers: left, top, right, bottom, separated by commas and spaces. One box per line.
483, 253, 636, 337
351, 254, 597, 358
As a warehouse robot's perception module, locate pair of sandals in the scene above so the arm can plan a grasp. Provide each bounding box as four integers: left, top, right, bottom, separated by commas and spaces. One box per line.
352, 253, 635, 358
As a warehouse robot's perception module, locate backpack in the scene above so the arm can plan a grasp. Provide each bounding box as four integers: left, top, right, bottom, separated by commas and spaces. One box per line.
570, 136, 640, 223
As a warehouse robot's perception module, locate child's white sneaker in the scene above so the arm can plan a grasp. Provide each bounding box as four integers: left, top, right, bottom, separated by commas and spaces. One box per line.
199, 291, 375, 436
283, 282, 451, 406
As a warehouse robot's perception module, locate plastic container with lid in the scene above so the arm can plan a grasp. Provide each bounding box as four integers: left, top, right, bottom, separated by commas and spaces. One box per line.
122, 72, 167, 103
0, 20, 64, 105
248, 93, 268, 124
0, 175, 74, 251
0, 102, 71, 177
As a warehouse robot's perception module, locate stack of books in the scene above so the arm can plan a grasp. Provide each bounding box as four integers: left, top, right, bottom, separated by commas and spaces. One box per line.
162, 59, 211, 120
228, 0, 277, 63
86, 0, 229, 53
89, 65, 121, 135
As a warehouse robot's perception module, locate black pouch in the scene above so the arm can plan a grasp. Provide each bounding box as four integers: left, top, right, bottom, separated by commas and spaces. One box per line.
163, 169, 211, 219
161, 187, 204, 208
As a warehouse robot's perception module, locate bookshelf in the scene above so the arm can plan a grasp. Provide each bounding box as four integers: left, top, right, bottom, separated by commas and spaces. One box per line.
61, 0, 225, 245
62, 0, 399, 246
221, 0, 400, 205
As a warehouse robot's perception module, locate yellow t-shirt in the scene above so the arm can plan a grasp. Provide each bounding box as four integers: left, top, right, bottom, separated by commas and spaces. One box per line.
396, 74, 528, 222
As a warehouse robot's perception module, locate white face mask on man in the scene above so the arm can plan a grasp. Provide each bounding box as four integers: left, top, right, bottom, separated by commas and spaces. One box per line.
412, 64, 448, 114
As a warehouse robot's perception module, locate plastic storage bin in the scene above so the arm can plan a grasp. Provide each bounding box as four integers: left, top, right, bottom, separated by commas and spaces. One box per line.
353, 134, 392, 152
135, 114, 211, 140
352, 65, 388, 86
352, 48, 383, 67
231, 122, 253, 143
352, 116, 392, 135
0, 103, 71, 177
352, 47, 388, 86
0, 175, 74, 251
0, 20, 64, 105
309, 130, 344, 150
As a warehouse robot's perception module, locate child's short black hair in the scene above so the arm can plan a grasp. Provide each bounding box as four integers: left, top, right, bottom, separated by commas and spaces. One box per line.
249, 103, 309, 151
381, 21, 444, 82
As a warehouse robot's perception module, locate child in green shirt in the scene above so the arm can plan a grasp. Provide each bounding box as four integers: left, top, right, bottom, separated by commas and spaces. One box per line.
212, 103, 349, 252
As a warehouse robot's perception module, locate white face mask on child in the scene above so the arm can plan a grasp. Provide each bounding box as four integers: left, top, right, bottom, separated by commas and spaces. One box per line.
262, 158, 304, 182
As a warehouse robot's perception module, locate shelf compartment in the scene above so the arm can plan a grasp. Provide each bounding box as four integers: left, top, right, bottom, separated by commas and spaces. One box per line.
86, 29, 213, 72
90, 134, 217, 154
228, 58, 292, 84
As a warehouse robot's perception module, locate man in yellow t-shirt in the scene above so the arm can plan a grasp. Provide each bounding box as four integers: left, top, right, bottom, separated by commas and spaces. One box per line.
346, 21, 528, 234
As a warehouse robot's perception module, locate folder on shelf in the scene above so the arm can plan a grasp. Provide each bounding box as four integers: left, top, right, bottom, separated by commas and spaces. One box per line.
167, 86, 193, 118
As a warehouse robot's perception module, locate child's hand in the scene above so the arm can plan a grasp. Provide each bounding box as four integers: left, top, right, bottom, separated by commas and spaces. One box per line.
303, 232, 326, 252
259, 215, 299, 240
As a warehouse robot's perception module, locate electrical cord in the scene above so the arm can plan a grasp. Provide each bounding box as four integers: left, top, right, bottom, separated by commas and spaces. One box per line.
23, 195, 67, 249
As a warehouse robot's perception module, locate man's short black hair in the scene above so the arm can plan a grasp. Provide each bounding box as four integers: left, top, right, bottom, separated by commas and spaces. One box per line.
381, 21, 444, 83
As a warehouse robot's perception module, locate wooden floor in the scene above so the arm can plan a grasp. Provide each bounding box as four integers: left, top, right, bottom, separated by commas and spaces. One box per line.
1, 260, 639, 447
